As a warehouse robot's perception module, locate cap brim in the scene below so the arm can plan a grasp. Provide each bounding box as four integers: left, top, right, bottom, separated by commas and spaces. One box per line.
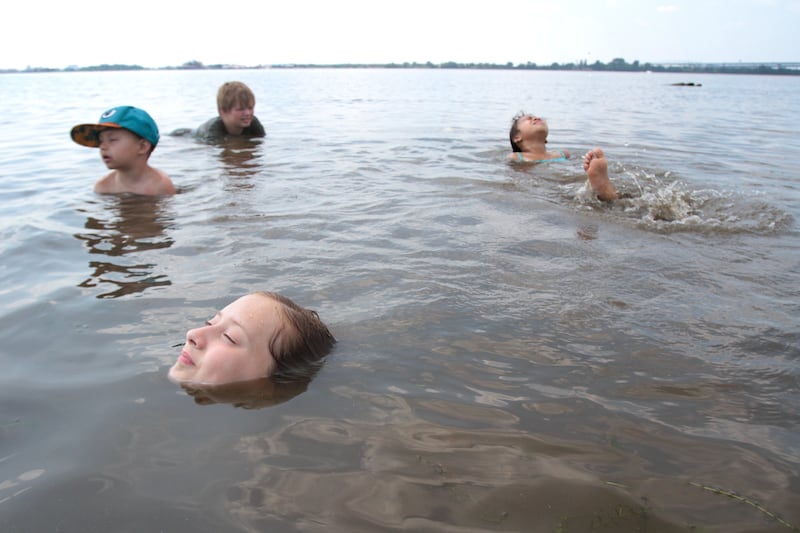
70, 123, 122, 147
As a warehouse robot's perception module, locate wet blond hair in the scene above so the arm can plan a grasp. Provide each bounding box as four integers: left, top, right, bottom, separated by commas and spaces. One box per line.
217, 81, 256, 114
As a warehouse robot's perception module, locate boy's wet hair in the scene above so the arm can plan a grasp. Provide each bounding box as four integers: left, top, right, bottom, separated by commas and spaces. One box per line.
255, 291, 336, 382
217, 81, 256, 113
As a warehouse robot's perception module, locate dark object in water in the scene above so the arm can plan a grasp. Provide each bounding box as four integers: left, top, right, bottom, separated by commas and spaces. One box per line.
670, 82, 702, 86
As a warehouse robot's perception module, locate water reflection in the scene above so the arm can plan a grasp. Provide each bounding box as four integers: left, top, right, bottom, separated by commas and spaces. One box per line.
74, 195, 174, 298
178, 378, 309, 410
220, 387, 732, 531
217, 137, 264, 189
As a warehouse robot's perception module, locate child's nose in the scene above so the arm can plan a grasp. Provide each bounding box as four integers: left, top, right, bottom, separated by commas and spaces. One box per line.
186, 327, 205, 348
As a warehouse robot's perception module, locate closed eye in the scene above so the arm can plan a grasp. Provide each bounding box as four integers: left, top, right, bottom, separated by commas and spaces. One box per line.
224, 333, 237, 344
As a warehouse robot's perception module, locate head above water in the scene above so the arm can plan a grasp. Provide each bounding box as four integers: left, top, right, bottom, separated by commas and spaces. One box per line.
169, 291, 335, 386
509, 112, 548, 152
217, 81, 256, 114
71, 106, 160, 150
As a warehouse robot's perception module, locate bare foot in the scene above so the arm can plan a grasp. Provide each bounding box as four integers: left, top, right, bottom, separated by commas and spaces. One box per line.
583, 148, 618, 201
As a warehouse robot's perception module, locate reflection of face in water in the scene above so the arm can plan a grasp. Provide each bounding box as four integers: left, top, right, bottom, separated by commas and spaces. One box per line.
179, 378, 309, 410
218, 137, 263, 186
74, 195, 174, 298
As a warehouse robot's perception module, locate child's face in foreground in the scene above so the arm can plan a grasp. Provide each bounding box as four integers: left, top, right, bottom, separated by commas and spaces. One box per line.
513, 114, 549, 143
220, 101, 255, 133
98, 128, 148, 169
169, 294, 284, 385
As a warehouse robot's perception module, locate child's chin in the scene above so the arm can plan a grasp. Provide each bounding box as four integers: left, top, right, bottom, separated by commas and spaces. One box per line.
168, 365, 190, 383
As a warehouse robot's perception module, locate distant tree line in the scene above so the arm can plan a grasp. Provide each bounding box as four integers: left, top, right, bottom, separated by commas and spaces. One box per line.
274, 58, 800, 75
4, 58, 798, 75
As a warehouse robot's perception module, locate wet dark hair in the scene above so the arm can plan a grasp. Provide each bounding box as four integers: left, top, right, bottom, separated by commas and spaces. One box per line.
509, 112, 525, 152
256, 291, 336, 382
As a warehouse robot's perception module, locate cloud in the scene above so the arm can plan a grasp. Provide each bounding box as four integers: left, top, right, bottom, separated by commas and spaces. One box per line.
657, 4, 679, 12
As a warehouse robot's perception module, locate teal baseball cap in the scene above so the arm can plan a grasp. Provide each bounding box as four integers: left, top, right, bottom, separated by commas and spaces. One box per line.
71, 106, 160, 148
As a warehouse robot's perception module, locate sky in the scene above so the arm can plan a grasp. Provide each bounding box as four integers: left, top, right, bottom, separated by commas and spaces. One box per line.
1, 0, 797, 70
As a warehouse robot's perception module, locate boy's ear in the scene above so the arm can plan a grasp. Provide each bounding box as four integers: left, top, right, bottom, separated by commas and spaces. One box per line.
137, 137, 153, 154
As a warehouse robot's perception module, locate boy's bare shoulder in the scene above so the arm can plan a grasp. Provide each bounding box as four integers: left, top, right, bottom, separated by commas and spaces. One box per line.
154, 169, 177, 195
93, 168, 175, 196
94, 171, 119, 194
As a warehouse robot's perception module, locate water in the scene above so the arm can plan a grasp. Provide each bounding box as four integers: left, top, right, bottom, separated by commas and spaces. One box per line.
0, 68, 798, 532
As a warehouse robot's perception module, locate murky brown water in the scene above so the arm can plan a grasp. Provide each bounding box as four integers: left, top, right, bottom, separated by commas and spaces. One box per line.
1, 69, 798, 531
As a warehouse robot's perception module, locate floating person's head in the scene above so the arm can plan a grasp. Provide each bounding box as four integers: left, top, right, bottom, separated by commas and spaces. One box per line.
509, 112, 549, 152
169, 291, 335, 385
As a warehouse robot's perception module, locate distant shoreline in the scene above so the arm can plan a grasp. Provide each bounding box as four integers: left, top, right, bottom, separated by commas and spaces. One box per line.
4, 58, 799, 76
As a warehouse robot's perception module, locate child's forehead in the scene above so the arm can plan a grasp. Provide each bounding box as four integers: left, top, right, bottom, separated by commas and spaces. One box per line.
224, 294, 283, 322
99, 127, 134, 137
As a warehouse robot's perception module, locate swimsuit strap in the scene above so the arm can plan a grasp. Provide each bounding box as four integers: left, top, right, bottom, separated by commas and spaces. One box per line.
517, 149, 568, 163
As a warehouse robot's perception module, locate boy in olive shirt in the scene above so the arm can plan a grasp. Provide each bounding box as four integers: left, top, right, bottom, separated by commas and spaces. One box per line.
196, 81, 266, 141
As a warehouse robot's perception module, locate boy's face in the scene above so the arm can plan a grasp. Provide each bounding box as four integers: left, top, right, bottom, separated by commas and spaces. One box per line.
169, 294, 284, 385
98, 128, 149, 168
220, 101, 255, 135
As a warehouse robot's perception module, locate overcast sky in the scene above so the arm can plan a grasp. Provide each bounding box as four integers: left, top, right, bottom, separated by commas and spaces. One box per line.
1, 0, 797, 70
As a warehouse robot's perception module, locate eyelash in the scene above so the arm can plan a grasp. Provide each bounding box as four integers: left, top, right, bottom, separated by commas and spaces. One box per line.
205, 320, 237, 344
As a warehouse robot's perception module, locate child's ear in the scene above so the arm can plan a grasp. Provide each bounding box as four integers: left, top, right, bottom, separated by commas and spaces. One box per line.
138, 138, 152, 154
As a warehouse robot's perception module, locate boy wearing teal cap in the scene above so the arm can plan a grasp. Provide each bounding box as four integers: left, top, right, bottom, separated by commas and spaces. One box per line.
71, 106, 176, 196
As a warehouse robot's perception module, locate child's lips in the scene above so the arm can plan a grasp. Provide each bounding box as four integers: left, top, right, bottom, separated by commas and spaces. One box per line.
179, 351, 196, 366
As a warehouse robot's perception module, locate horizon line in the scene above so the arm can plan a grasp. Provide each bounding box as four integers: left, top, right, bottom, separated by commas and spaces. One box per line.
4, 59, 800, 72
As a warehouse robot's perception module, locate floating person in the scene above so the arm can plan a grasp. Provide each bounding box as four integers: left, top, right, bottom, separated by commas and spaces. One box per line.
169, 291, 335, 385
508, 112, 618, 201
71, 106, 176, 196
195, 81, 266, 142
